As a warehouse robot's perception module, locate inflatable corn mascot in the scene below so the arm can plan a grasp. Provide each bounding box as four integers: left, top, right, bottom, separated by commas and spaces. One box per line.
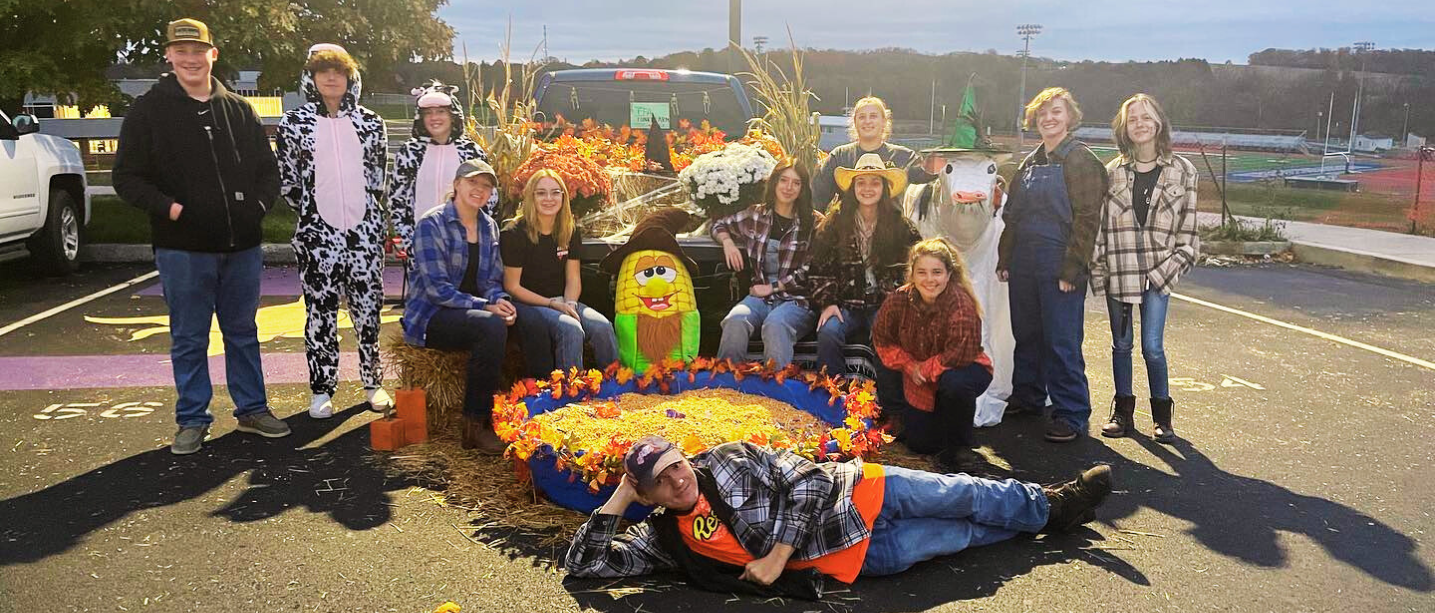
599, 209, 700, 374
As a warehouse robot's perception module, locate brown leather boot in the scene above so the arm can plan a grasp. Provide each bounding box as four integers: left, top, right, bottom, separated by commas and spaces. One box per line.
461, 415, 507, 455
1151, 397, 1176, 444
1101, 395, 1137, 438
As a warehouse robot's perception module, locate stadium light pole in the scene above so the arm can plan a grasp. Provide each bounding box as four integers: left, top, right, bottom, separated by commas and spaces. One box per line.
1016, 23, 1042, 152
1402, 102, 1410, 146
1350, 41, 1374, 150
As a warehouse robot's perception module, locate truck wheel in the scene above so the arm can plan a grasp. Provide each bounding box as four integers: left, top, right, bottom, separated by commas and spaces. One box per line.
29, 189, 83, 276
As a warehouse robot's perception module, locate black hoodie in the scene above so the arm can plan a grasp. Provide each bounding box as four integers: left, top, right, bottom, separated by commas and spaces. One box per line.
113, 73, 280, 252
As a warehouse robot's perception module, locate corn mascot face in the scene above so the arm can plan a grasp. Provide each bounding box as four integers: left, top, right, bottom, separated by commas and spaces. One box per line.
602, 210, 701, 374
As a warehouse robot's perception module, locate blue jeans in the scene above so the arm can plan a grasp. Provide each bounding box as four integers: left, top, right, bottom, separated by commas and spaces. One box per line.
154, 247, 268, 428
1008, 272, 1091, 430
1107, 289, 1171, 399
424, 307, 508, 421
860, 465, 1049, 576
520, 302, 619, 371
816, 306, 877, 376
716, 296, 816, 368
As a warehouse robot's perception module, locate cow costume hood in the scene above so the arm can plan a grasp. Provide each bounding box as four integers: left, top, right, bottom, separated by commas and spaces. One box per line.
409, 80, 467, 141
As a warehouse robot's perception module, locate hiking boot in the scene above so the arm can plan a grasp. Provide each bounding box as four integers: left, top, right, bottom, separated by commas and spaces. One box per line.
1041, 464, 1113, 534
1151, 397, 1177, 444
1101, 395, 1137, 438
308, 393, 334, 419
171, 425, 209, 455
236, 411, 292, 438
461, 415, 506, 455
1044, 417, 1081, 443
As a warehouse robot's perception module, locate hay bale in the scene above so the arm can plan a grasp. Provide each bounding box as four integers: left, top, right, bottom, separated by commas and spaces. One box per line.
383, 329, 468, 433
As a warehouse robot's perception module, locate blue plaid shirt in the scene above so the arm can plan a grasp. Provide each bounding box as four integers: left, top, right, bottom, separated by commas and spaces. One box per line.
401, 201, 509, 346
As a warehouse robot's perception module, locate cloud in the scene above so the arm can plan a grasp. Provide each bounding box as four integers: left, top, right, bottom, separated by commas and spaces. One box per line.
440, 1, 1435, 64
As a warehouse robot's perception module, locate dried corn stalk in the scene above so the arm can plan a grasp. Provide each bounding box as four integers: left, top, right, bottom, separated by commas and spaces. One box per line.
737, 28, 822, 177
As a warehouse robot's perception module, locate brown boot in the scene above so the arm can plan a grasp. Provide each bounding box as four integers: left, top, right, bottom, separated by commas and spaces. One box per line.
461, 415, 507, 455
1151, 397, 1176, 444
1101, 395, 1137, 438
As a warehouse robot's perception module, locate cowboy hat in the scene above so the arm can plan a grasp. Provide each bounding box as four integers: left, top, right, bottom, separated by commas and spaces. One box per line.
834, 153, 907, 195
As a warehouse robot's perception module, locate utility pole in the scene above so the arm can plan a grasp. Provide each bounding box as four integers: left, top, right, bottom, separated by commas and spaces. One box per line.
1402, 102, 1411, 146
1016, 24, 1042, 152
1350, 41, 1374, 151
1323, 92, 1334, 155
728, 0, 741, 74
929, 78, 937, 135
542, 25, 548, 61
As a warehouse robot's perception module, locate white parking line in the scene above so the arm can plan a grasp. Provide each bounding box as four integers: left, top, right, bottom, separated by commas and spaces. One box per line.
0, 270, 159, 338
1171, 292, 1435, 371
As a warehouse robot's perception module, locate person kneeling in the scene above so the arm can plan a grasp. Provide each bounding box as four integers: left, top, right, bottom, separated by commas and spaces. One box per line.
873, 238, 994, 471
565, 435, 1111, 597
401, 159, 549, 453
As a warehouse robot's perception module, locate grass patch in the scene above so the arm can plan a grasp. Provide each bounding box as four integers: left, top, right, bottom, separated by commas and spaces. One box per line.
88, 195, 297, 244
1197, 181, 1415, 232
1199, 217, 1288, 242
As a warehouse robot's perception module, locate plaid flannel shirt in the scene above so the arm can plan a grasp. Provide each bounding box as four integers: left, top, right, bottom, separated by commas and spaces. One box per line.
564, 441, 866, 579
710, 204, 818, 308
873, 285, 992, 411
807, 217, 923, 312
401, 201, 509, 346
1091, 153, 1201, 303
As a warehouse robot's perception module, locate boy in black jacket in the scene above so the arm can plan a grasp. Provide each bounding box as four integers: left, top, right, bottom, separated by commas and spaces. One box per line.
113, 18, 291, 455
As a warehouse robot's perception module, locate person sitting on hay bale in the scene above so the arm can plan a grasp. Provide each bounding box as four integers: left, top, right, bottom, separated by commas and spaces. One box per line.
502, 170, 619, 372
401, 159, 552, 453
566, 435, 1112, 597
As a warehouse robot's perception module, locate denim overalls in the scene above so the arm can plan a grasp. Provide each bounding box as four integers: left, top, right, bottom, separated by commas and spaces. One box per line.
1006, 139, 1092, 430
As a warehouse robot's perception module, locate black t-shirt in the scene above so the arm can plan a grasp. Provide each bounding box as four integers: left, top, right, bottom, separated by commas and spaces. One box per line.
1132, 166, 1161, 227
458, 241, 481, 296
500, 219, 583, 298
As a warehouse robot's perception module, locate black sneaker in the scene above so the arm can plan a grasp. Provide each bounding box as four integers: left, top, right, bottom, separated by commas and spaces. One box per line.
1044, 417, 1081, 443
1040, 464, 1113, 534
1004, 399, 1040, 417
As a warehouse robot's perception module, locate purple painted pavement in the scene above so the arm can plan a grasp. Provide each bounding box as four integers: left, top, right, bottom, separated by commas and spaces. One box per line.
135, 266, 407, 298
0, 352, 367, 391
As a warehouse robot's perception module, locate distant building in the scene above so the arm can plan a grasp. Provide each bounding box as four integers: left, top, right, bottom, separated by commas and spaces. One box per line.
1353, 134, 1395, 153
817, 115, 850, 152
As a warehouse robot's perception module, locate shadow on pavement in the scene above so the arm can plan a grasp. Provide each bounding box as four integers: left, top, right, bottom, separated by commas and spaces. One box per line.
0, 404, 414, 566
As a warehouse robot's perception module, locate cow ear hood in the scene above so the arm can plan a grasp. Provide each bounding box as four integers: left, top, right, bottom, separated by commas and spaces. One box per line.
410, 79, 465, 141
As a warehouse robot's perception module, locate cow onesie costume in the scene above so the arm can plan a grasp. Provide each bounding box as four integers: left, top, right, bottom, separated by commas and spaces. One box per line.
387, 80, 491, 257
276, 44, 392, 418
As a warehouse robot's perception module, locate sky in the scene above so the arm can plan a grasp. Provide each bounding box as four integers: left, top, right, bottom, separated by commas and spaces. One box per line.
440, 0, 1435, 65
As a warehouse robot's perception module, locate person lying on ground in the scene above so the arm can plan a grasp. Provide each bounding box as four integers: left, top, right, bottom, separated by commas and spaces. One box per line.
565, 435, 1112, 598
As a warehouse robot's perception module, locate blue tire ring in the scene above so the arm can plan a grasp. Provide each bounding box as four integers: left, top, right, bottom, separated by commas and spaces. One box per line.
514, 371, 869, 520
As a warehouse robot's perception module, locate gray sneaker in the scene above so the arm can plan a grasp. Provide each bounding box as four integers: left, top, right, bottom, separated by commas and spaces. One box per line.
171, 426, 209, 455
235, 411, 292, 438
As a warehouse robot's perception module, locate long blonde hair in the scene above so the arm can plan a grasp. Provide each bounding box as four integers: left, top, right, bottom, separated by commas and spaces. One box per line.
512, 169, 575, 249
906, 237, 981, 318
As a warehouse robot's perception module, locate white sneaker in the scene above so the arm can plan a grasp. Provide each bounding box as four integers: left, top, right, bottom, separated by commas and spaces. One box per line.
308, 393, 334, 419
366, 387, 394, 413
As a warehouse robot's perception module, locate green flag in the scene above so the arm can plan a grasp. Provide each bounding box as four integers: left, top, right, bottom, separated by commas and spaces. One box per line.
944, 80, 979, 149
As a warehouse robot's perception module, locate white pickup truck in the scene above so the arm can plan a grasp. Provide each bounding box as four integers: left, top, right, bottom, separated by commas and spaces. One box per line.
0, 110, 90, 275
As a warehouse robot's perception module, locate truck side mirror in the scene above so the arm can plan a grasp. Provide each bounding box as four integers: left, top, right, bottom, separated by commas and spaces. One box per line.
12, 114, 39, 136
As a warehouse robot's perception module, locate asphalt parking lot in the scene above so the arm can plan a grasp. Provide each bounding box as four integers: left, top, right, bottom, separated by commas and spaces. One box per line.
0, 261, 1431, 612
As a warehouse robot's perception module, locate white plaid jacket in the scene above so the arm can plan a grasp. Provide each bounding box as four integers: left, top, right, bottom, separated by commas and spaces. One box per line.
1092, 153, 1201, 303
